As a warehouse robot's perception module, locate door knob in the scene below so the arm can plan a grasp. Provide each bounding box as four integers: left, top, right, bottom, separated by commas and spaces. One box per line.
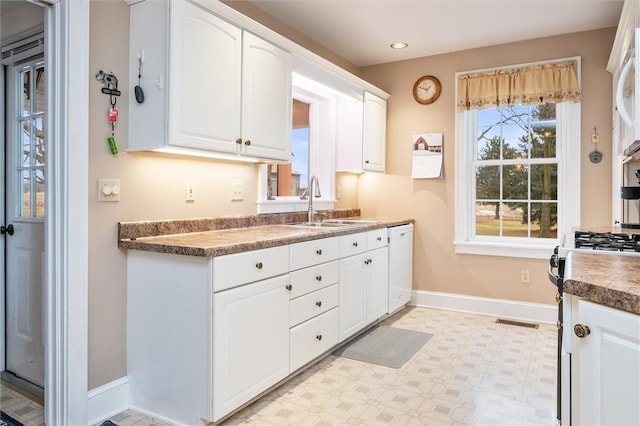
0, 224, 14, 236
574, 324, 591, 338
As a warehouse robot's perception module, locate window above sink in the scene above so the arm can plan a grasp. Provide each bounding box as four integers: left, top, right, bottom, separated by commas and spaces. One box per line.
257, 73, 343, 214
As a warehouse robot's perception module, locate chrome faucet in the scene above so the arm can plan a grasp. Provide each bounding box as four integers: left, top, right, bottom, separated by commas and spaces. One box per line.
300, 175, 322, 222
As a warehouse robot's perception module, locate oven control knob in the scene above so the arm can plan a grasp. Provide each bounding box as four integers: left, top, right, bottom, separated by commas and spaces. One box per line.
555, 293, 563, 304
574, 324, 591, 338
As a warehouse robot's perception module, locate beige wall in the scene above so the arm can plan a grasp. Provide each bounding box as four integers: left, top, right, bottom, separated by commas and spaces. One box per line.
358, 28, 616, 303
86, 1, 616, 390
88, 1, 258, 388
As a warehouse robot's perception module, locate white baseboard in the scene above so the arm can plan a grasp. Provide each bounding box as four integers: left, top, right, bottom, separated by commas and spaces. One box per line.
87, 376, 130, 425
410, 290, 557, 324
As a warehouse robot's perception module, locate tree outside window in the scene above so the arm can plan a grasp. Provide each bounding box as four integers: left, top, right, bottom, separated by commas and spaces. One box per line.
475, 103, 557, 239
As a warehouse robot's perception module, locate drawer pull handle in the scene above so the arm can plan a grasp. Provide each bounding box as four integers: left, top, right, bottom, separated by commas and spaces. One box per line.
574, 324, 591, 338
256, 262, 263, 270
316, 334, 323, 341
285, 284, 292, 291
353, 242, 358, 247
316, 249, 323, 255
316, 301, 322, 307
316, 275, 322, 281
377, 237, 382, 241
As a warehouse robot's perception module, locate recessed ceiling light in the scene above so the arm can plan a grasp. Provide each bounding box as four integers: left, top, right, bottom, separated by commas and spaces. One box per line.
390, 42, 408, 49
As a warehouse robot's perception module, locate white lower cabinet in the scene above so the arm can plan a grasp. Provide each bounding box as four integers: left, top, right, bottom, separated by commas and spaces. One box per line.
127, 227, 398, 424
569, 297, 640, 425
214, 274, 290, 420
339, 229, 389, 341
290, 308, 340, 372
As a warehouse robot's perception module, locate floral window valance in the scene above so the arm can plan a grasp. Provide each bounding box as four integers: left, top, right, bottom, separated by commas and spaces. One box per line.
457, 61, 581, 111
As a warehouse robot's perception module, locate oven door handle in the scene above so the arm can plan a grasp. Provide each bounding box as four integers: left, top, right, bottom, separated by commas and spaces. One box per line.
548, 255, 560, 286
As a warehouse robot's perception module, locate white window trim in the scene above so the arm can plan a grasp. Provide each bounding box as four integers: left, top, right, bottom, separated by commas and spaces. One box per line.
257, 73, 336, 214
454, 57, 581, 259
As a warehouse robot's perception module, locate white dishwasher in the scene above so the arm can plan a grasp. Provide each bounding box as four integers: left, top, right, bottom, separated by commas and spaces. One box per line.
387, 224, 413, 314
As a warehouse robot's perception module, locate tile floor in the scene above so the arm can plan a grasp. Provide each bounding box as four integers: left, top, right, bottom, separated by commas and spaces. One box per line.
1, 307, 559, 426
0, 381, 45, 426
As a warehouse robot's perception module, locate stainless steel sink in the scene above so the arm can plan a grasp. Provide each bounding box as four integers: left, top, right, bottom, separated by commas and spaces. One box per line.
289, 221, 349, 228
323, 219, 379, 225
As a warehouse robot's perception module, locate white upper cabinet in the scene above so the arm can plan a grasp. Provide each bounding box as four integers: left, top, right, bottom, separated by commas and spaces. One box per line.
241, 32, 292, 160
128, 0, 292, 161
335, 91, 387, 173
362, 91, 387, 172
168, 0, 242, 154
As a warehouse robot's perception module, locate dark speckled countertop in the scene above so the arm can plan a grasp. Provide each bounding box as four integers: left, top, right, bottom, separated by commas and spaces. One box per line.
564, 251, 640, 314
119, 211, 412, 257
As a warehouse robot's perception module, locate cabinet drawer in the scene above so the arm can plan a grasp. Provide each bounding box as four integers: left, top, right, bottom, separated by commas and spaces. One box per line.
288, 261, 338, 299
367, 228, 388, 250
213, 245, 289, 292
290, 237, 339, 270
290, 284, 339, 327
339, 232, 367, 257
290, 307, 339, 373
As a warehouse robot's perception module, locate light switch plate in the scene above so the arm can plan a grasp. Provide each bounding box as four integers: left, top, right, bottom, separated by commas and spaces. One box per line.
186, 181, 195, 201
98, 179, 120, 202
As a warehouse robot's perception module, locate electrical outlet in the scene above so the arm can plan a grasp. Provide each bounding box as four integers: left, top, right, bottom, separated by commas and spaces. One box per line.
520, 269, 530, 283
232, 182, 244, 201
185, 181, 195, 201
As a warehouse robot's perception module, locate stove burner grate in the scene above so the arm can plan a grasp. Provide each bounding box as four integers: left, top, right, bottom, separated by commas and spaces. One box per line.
574, 231, 640, 252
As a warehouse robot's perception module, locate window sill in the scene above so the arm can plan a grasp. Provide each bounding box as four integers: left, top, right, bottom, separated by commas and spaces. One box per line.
454, 240, 557, 259
256, 199, 335, 214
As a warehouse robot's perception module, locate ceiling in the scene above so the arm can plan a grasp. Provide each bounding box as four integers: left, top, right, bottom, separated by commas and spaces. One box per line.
247, 0, 624, 67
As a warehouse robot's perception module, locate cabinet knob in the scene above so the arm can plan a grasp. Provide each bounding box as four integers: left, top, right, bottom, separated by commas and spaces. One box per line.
556, 320, 563, 330
256, 262, 263, 270
316, 249, 323, 255
235, 138, 242, 145
315, 301, 322, 307
555, 293, 563, 304
368, 258, 372, 264
574, 324, 591, 338
365, 160, 370, 164
316, 334, 323, 341
377, 237, 382, 242
315, 275, 322, 281
353, 242, 358, 247
285, 284, 292, 291
244, 140, 251, 146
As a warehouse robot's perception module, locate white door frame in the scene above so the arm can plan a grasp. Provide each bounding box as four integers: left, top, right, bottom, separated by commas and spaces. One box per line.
43, 0, 89, 424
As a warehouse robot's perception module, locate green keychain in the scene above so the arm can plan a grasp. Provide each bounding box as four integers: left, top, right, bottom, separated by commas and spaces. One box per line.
108, 135, 118, 155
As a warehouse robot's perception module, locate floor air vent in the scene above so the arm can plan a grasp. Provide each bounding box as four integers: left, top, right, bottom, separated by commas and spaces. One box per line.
495, 318, 539, 329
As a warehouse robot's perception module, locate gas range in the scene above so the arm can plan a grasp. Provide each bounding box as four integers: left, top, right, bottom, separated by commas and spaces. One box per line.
557, 228, 640, 257
548, 227, 640, 424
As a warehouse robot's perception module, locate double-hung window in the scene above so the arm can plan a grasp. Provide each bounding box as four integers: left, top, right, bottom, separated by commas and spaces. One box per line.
454, 58, 581, 259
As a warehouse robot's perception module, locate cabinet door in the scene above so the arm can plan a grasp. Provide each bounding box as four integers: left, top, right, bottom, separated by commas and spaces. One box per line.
214, 274, 290, 421
366, 247, 388, 323
168, 0, 242, 153
339, 253, 367, 341
362, 91, 386, 172
335, 94, 364, 172
572, 300, 640, 426
241, 32, 292, 161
